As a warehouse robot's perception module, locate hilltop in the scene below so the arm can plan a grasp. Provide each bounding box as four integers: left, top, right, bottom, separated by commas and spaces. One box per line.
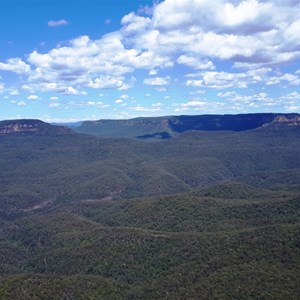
0, 119, 73, 136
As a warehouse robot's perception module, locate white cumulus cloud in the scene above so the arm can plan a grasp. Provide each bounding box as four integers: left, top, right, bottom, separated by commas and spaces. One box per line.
0, 58, 30, 74
9, 90, 19, 96
143, 76, 170, 86
49, 102, 60, 108
27, 95, 39, 100
48, 19, 68, 27
0, 0, 300, 114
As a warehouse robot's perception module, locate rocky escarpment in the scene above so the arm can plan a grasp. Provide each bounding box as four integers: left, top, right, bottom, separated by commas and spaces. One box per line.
0, 119, 73, 136
263, 114, 300, 127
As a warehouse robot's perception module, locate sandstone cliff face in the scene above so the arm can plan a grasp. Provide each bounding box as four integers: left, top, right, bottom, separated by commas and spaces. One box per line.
272, 115, 300, 126
0, 120, 73, 136
0, 122, 39, 135
263, 115, 300, 128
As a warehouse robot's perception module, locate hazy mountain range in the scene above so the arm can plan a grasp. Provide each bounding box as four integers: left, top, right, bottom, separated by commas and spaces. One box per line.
69, 113, 300, 139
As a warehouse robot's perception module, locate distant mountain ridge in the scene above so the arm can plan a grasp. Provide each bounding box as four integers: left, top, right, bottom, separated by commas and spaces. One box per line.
71, 113, 300, 139
1, 113, 300, 139
0, 119, 73, 136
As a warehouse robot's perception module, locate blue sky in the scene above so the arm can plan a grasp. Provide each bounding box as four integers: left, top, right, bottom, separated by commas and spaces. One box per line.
0, 0, 300, 122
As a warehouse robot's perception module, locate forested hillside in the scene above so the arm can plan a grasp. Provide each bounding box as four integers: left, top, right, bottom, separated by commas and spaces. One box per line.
0, 117, 299, 299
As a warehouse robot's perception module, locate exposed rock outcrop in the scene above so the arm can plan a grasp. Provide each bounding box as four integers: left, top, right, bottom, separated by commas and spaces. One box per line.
0, 119, 73, 136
